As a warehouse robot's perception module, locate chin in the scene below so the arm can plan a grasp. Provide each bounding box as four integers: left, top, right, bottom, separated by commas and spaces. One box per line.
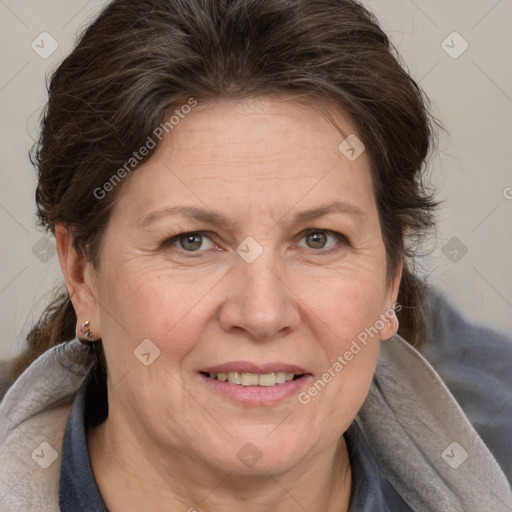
204, 429, 315, 476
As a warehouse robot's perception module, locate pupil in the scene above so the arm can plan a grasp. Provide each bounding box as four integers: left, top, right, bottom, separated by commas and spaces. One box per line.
307, 231, 326, 248
181, 234, 202, 251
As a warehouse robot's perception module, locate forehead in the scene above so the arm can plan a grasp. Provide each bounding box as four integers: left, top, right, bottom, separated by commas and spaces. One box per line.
112, 97, 377, 227
167, 97, 359, 166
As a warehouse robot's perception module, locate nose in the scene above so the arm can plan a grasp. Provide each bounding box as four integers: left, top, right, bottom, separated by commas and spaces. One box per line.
218, 253, 301, 341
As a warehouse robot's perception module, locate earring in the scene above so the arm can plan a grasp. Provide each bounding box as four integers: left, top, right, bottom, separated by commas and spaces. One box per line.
79, 321, 95, 343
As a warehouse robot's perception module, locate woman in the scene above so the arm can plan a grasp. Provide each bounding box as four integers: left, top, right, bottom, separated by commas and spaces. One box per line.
1, 0, 511, 510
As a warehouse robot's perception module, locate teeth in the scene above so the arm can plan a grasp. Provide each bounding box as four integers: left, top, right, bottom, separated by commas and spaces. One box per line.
275, 372, 287, 384
241, 373, 259, 386
258, 373, 277, 387
206, 371, 299, 386
227, 371, 242, 384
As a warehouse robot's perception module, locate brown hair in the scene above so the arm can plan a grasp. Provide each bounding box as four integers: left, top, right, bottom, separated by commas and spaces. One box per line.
8, 0, 437, 387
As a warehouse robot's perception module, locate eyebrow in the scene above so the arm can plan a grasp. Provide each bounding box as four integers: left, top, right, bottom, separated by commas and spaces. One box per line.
137, 200, 367, 230
289, 201, 367, 226
137, 206, 235, 230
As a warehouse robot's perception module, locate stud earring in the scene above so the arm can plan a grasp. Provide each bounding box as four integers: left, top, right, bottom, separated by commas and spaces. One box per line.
79, 321, 95, 343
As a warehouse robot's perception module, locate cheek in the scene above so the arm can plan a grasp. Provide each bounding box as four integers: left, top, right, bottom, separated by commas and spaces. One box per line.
300, 268, 388, 345
295, 275, 385, 422
301, 333, 380, 436
96, 265, 220, 368
100, 264, 181, 330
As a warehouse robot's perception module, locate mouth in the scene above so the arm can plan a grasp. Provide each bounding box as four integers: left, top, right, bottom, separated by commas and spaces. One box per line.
200, 371, 305, 387
198, 363, 312, 405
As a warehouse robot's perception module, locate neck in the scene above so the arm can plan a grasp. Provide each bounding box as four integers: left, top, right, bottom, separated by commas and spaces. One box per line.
88, 417, 352, 512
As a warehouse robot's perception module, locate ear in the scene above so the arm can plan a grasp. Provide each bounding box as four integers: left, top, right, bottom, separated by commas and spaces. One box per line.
55, 224, 101, 340
378, 260, 403, 341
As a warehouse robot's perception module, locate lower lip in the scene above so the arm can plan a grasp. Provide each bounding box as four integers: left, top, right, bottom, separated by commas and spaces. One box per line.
199, 373, 312, 406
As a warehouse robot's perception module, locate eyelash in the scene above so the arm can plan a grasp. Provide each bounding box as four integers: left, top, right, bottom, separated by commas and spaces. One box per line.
162, 229, 349, 256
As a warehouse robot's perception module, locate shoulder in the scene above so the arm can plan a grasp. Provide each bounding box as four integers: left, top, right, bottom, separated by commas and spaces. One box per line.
356, 326, 512, 511
420, 287, 512, 481
0, 403, 71, 511
422, 287, 512, 366
0, 339, 91, 511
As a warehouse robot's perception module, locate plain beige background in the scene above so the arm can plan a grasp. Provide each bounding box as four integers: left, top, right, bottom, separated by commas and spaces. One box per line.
0, 0, 511, 358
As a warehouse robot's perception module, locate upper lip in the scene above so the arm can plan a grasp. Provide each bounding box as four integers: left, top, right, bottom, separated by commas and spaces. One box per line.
200, 361, 309, 374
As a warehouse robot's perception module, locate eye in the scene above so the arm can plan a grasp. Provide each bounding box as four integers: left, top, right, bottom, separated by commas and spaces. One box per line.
296, 229, 347, 252
165, 232, 217, 252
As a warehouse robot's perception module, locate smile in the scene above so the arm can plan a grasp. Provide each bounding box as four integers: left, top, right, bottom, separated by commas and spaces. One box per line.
198, 362, 311, 405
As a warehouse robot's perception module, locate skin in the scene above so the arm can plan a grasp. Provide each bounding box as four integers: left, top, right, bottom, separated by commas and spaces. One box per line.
56, 97, 401, 512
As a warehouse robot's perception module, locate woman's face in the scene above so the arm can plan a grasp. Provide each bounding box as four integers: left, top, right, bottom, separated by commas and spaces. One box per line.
87, 97, 401, 475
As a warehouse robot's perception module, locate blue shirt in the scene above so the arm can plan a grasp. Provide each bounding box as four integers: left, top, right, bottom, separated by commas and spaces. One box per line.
59, 370, 109, 512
